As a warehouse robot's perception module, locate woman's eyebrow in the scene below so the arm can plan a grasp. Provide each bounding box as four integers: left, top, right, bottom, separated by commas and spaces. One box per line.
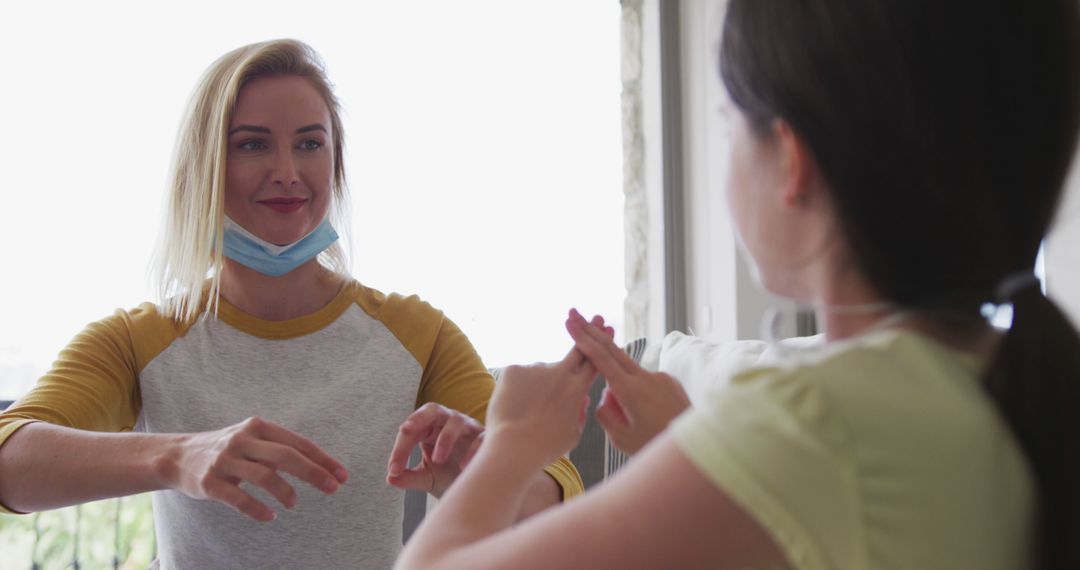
228, 125, 270, 135
296, 123, 328, 134
227, 124, 326, 135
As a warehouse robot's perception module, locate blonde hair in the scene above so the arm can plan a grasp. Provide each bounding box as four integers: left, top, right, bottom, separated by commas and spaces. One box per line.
152, 39, 352, 322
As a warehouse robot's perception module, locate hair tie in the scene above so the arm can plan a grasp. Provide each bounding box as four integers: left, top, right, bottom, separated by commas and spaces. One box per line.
981, 271, 1039, 328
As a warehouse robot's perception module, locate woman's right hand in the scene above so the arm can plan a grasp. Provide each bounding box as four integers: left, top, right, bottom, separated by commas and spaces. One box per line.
164, 416, 349, 522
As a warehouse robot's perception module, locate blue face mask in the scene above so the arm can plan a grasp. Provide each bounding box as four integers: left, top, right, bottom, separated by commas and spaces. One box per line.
222, 215, 339, 277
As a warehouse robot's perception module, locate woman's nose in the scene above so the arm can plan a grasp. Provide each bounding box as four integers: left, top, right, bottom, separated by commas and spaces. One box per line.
271, 149, 299, 185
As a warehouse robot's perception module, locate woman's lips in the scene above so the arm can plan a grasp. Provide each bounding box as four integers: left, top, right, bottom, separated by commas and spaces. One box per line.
259, 198, 307, 213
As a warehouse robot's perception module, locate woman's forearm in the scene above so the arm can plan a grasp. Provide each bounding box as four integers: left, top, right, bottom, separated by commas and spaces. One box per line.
0, 422, 179, 512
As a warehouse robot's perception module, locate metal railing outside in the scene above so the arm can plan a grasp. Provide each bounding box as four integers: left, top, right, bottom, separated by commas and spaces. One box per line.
0, 401, 157, 569
0, 495, 156, 569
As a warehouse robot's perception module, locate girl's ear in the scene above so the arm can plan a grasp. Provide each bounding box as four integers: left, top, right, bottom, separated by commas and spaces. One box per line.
773, 120, 820, 208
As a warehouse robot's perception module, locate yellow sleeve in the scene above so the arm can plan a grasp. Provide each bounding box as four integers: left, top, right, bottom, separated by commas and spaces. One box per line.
540, 457, 585, 500
0, 311, 142, 441
418, 314, 585, 500
367, 288, 585, 500
414, 310, 495, 423
0, 304, 182, 513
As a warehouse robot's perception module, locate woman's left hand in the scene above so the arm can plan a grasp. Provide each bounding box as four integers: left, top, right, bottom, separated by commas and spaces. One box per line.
386, 403, 486, 497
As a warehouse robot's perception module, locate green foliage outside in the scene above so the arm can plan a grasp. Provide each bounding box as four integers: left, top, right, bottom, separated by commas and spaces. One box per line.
0, 494, 155, 569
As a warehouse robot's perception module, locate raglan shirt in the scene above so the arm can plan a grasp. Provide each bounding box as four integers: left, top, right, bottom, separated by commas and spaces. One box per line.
671, 330, 1035, 570
0, 281, 583, 569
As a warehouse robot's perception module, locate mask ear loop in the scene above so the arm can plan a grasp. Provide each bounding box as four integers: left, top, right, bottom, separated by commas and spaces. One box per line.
760, 303, 825, 360
762, 301, 910, 360
761, 305, 792, 358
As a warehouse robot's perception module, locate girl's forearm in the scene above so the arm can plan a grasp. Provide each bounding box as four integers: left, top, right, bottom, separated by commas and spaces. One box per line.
397, 434, 546, 570
515, 470, 563, 521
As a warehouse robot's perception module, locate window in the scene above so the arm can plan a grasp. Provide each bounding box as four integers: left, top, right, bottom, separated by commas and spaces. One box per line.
1, 2, 623, 567
0, 1, 624, 404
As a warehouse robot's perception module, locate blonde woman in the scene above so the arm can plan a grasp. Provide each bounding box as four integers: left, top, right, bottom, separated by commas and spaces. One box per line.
0, 39, 581, 569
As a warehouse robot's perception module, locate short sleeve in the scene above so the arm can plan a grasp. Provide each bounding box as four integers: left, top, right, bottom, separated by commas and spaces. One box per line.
0, 310, 146, 444
372, 290, 585, 500
0, 304, 181, 514
670, 367, 863, 570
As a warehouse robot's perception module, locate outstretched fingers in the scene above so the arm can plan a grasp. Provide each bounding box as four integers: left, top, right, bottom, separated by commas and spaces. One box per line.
175, 417, 350, 522
242, 440, 340, 502
558, 315, 613, 384
252, 418, 349, 486
204, 474, 277, 522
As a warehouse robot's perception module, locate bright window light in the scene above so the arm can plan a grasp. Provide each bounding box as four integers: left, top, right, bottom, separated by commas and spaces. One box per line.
0, 1, 624, 400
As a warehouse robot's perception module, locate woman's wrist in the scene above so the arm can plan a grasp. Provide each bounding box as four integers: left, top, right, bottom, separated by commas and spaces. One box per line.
145, 433, 187, 491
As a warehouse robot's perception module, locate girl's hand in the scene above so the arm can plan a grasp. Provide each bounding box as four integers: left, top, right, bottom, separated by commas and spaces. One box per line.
566, 308, 691, 455
483, 315, 610, 470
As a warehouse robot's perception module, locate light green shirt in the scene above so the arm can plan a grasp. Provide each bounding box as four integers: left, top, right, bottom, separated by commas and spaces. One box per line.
672, 330, 1034, 570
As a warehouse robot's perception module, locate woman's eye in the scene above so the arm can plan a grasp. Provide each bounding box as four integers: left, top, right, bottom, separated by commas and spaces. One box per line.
238, 140, 267, 151
299, 139, 324, 151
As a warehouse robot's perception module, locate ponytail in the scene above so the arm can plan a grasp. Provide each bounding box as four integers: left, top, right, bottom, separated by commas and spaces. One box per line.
984, 286, 1080, 569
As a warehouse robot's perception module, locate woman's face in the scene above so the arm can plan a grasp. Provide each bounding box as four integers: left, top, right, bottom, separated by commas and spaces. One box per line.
225, 75, 334, 245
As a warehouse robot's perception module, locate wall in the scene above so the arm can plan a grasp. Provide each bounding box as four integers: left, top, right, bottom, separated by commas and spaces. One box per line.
1045, 155, 1080, 329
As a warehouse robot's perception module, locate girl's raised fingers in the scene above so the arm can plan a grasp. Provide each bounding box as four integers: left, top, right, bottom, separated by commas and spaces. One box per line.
565, 310, 632, 388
